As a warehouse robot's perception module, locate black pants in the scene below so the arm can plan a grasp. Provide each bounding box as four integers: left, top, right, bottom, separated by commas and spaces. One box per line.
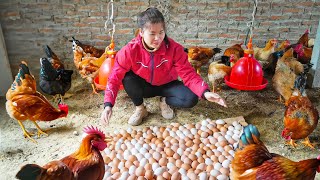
122, 71, 198, 108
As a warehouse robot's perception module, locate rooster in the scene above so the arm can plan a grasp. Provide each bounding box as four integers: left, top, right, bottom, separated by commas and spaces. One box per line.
184, 46, 221, 74
282, 68, 319, 149
40, 45, 74, 103
297, 29, 310, 47
231, 124, 320, 180
6, 61, 69, 143
16, 126, 110, 180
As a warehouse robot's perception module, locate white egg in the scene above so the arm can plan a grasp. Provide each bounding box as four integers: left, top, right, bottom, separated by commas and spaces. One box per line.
216, 119, 226, 125
139, 147, 147, 154
198, 172, 208, 180
222, 159, 231, 168
178, 168, 187, 175
131, 148, 139, 154
201, 119, 209, 126
144, 152, 152, 159
177, 148, 184, 156
210, 169, 220, 177
205, 158, 213, 165
127, 127, 133, 133
119, 172, 129, 180
167, 162, 175, 170
140, 158, 148, 167
154, 167, 165, 176
128, 165, 136, 175
118, 161, 124, 169
190, 128, 197, 135
150, 143, 157, 150
152, 163, 160, 171
116, 153, 123, 160
217, 174, 228, 180
214, 162, 222, 170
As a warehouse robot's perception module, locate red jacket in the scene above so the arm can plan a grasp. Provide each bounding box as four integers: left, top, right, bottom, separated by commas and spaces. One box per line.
104, 35, 210, 105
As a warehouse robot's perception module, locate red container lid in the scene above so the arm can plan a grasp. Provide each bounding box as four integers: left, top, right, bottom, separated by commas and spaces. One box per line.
224, 52, 267, 91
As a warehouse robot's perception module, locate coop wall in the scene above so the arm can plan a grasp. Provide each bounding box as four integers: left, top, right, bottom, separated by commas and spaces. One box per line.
0, 0, 319, 78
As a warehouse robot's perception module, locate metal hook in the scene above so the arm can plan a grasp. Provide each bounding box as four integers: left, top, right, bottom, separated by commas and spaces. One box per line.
105, 0, 116, 40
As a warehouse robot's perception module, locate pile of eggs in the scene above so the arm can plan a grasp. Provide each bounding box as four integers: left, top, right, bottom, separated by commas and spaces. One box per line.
102, 119, 244, 180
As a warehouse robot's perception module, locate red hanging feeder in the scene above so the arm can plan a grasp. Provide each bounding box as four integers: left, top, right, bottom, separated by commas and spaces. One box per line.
224, 38, 268, 91
94, 40, 124, 90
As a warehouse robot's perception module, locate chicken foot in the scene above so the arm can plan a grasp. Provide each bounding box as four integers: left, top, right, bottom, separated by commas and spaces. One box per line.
301, 137, 315, 149
32, 121, 48, 137
286, 139, 298, 148
91, 83, 99, 95
17, 120, 37, 143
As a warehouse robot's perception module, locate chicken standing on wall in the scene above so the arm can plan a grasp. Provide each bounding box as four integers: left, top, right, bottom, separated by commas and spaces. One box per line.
231, 124, 320, 180
6, 61, 69, 143
184, 46, 221, 74
16, 126, 110, 180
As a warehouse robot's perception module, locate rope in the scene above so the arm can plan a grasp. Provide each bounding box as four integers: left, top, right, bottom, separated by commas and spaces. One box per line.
105, 0, 116, 40
244, 0, 258, 46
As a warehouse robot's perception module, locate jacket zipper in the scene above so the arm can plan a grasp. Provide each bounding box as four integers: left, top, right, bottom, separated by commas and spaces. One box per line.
150, 53, 154, 84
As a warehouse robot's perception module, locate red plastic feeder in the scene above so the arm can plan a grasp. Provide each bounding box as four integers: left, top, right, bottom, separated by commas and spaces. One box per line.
94, 40, 124, 91
224, 40, 268, 91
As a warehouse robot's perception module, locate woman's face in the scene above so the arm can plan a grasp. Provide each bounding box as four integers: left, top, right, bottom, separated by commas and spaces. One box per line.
140, 22, 165, 50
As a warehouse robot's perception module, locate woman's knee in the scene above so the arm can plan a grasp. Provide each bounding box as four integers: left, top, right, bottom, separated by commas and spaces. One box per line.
183, 94, 198, 108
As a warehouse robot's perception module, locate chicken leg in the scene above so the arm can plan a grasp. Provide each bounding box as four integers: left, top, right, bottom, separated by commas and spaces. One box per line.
301, 137, 315, 149
91, 83, 99, 95
17, 120, 37, 143
286, 139, 298, 148
32, 121, 48, 137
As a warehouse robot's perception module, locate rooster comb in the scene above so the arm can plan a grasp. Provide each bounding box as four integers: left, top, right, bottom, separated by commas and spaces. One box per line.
83, 126, 106, 139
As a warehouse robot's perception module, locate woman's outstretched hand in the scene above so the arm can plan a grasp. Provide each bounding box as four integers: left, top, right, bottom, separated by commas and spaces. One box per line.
101, 106, 113, 125
204, 91, 227, 107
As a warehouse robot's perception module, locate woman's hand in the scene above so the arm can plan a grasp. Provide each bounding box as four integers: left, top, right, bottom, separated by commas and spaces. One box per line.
101, 106, 113, 125
204, 91, 227, 107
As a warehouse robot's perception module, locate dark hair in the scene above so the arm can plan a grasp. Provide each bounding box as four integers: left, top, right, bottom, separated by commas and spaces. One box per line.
137, 7, 165, 29
137, 7, 169, 47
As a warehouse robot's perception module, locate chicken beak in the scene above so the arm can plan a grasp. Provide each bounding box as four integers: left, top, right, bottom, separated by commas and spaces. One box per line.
104, 136, 112, 144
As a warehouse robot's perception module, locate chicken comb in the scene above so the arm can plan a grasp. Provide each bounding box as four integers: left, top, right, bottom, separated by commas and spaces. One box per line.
317, 155, 320, 160
83, 126, 106, 139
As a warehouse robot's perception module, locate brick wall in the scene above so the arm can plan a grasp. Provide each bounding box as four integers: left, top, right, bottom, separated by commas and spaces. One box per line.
0, 0, 319, 77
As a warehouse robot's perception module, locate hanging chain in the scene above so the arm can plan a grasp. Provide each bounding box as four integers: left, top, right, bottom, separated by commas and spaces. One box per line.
244, 0, 258, 45
105, 0, 116, 41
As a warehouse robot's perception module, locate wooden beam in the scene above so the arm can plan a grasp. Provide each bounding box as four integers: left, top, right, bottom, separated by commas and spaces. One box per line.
0, 24, 13, 96
310, 20, 320, 88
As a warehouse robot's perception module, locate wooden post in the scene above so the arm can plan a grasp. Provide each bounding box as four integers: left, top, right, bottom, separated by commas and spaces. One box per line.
309, 20, 320, 88
0, 23, 13, 96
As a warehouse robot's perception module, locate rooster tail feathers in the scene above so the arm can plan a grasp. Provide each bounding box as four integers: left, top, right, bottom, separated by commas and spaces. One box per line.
18, 62, 31, 81
213, 47, 222, 54
16, 164, 43, 180
239, 124, 261, 149
184, 47, 188, 53
221, 56, 230, 66
44, 45, 54, 59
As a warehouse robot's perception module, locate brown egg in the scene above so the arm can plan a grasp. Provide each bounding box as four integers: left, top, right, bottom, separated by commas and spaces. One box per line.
127, 174, 137, 180
144, 163, 152, 170
220, 126, 227, 132
163, 130, 170, 138
183, 157, 192, 165
175, 159, 183, 168
112, 158, 120, 167
135, 166, 145, 176
219, 140, 228, 147
188, 154, 197, 161
206, 164, 214, 172
200, 131, 209, 138
144, 170, 154, 180
181, 163, 191, 171
103, 156, 111, 164
125, 160, 133, 169
111, 172, 121, 179
191, 160, 199, 169
159, 157, 168, 166
138, 176, 145, 180
218, 155, 226, 163
159, 126, 165, 133
196, 163, 206, 170
198, 156, 205, 163
211, 155, 218, 163
220, 167, 230, 175
110, 166, 119, 174
187, 171, 197, 179
173, 153, 181, 160
193, 138, 201, 145
165, 147, 174, 157
171, 172, 181, 180
162, 171, 170, 179
128, 155, 137, 162
133, 160, 139, 166
194, 169, 201, 175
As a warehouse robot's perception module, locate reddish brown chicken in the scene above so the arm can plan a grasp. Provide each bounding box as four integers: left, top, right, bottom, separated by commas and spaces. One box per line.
297, 29, 310, 47
16, 126, 110, 180
282, 70, 319, 149
70, 37, 105, 58
221, 43, 244, 66
184, 46, 221, 74
231, 124, 320, 180
6, 62, 69, 143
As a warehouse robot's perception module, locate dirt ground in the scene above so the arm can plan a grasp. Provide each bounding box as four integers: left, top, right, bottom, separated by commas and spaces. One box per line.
0, 70, 320, 179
